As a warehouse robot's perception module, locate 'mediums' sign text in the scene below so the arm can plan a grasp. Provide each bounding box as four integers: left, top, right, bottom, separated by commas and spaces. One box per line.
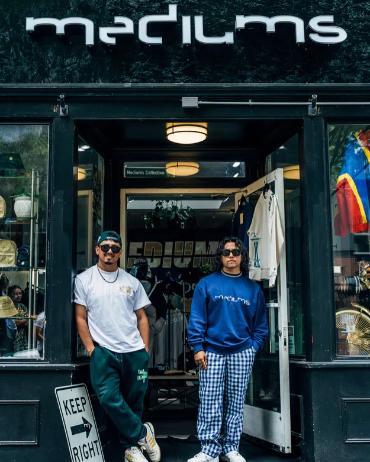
26, 4, 347, 47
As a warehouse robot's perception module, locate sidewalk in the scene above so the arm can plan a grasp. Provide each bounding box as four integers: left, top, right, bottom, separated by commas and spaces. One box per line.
104, 436, 301, 462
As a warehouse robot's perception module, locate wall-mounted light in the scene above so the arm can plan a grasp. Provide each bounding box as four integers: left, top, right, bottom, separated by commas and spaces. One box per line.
283, 165, 300, 180
76, 167, 87, 181
166, 122, 207, 144
165, 161, 200, 176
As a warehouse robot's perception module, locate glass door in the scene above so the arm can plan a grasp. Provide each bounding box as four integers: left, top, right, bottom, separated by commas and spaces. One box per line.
238, 168, 292, 453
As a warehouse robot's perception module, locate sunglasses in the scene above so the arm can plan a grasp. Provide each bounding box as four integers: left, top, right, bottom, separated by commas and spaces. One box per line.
99, 244, 121, 254
221, 248, 241, 257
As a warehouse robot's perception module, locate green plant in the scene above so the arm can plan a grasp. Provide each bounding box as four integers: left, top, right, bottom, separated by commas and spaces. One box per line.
144, 200, 194, 230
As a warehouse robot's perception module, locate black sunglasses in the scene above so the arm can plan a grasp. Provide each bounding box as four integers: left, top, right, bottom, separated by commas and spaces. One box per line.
99, 244, 122, 254
221, 248, 241, 257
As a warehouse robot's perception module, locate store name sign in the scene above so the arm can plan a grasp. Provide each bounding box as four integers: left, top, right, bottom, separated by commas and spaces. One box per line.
25, 4, 347, 47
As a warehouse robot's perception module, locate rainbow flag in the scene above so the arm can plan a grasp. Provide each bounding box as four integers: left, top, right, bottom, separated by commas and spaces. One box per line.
335, 130, 370, 237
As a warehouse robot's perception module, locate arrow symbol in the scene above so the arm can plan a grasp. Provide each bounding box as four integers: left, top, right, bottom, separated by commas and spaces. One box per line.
71, 417, 92, 438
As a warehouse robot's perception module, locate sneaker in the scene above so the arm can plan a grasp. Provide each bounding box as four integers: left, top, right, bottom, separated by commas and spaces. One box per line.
187, 452, 220, 462
138, 422, 161, 462
124, 446, 148, 462
224, 451, 246, 462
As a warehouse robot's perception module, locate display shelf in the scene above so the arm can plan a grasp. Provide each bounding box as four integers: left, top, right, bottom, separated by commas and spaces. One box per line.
0, 217, 33, 223
0, 266, 29, 272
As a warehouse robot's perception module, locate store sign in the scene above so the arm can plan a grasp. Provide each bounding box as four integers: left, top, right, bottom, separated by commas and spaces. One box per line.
26, 4, 347, 47
125, 167, 167, 178
55, 384, 104, 462
127, 240, 218, 269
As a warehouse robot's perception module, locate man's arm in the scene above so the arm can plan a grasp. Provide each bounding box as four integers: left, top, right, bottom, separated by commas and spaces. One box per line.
75, 304, 95, 357
135, 307, 150, 351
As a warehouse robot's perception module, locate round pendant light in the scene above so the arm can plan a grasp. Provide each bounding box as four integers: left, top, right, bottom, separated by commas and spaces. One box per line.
166, 122, 208, 145
165, 161, 200, 176
283, 165, 300, 180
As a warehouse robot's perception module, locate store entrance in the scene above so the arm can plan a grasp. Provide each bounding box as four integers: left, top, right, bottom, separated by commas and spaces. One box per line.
76, 117, 304, 457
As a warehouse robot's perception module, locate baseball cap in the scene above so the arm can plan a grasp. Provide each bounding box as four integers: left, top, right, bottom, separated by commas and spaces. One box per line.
96, 230, 122, 246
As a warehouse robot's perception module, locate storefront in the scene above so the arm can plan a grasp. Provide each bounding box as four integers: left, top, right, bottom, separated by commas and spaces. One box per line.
0, 2, 369, 461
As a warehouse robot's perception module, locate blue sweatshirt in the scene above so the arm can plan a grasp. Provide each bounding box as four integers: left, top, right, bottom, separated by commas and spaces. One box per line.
188, 272, 268, 354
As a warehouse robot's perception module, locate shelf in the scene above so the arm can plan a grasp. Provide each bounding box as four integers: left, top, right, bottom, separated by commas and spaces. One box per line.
0, 219, 33, 225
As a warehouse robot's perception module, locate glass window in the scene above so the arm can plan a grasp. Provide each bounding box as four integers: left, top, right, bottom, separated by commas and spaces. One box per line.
75, 139, 104, 358
329, 124, 370, 357
0, 124, 49, 360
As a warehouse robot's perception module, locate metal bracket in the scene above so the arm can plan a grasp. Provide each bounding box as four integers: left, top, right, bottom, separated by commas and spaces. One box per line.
57, 94, 69, 117
182, 96, 199, 109
308, 94, 318, 116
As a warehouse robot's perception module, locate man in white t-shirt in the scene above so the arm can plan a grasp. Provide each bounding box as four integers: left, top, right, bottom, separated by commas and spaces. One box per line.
74, 230, 161, 462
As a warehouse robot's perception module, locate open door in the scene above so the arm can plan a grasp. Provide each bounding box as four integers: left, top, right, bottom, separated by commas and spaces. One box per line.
237, 168, 291, 453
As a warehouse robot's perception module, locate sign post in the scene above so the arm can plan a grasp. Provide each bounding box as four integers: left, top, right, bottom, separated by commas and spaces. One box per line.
55, 384, 105, 462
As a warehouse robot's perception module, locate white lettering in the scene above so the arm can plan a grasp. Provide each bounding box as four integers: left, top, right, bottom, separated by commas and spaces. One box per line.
235, 15, 305, 43
26, 17, 94, 45
26, 8, 348, 47
182, 16, 192, 44
99, 16, 134, 45
308, 15, 347, 44
138, 4, 177, 45
194, 16, 234, 44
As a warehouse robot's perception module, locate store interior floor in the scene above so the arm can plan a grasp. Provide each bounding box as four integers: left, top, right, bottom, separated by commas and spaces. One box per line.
103, 411, 301, 462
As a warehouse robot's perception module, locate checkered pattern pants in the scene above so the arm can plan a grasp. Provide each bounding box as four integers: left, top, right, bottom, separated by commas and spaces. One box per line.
197, 348, 256, 457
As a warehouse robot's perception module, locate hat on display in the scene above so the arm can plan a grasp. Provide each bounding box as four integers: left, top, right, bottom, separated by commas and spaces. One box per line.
96, 230, 122, 246
0, 296, 18, 318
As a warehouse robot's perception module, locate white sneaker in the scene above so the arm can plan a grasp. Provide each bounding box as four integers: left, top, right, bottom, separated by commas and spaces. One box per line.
224, 451, 246, 462
124, 446, 148, 462
187, 452, 219, 462
138, 422, 161, 462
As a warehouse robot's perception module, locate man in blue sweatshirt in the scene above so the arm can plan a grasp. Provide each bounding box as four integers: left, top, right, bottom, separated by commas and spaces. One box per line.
187, 237, 268, 462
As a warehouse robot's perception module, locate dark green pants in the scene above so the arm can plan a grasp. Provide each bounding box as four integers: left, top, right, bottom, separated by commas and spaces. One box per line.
90, 346, 149, 448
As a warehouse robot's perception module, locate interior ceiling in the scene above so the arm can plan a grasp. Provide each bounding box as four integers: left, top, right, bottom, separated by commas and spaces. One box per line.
78, 119, 299, 159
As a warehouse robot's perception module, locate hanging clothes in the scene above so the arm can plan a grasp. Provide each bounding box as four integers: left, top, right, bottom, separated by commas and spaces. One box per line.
335, 129, 370, 237
231, 195, 254, 247
248, 189, 284, 287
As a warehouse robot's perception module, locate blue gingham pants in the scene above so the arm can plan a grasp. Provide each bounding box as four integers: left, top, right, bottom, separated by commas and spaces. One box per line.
197, 348, 256, 457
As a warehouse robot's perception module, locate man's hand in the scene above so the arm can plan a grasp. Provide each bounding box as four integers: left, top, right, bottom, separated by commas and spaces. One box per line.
194, 350, 207, 369
87, 347, 95, 357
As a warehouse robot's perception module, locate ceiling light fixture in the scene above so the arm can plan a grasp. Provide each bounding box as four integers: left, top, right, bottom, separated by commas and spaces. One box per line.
232, 162, 241, 168
166, 122, 208, 145
165, 161, 200, 177
283, 165, 300, 180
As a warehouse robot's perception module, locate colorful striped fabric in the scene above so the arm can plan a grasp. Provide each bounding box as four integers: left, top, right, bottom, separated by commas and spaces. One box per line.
335, 130, 370, 237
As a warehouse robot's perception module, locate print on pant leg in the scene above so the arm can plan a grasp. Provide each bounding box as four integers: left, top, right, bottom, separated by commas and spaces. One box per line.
222, 348, 255, 454
197, 352, 226, 457
121, 349, 149, 428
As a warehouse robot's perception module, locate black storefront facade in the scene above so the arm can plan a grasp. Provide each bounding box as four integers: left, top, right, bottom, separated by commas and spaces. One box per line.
0, 2, 369, 462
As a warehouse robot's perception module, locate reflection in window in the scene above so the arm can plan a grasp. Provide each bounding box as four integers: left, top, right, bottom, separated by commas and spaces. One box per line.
75, 140, 104, 358
329, 125, 370, 356
0, 124, 48, 359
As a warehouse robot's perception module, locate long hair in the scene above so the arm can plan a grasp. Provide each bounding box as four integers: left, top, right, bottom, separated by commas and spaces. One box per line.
214, 236, 249, 274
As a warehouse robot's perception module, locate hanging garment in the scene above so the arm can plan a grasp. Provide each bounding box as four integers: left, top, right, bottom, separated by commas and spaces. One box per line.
231, 196, 254, 247
248, 189, 284, 287
335, 130, 370, 237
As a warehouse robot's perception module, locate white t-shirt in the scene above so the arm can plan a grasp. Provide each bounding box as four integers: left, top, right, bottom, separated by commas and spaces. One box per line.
74, 265, 150, 353
248, 190, 284, 287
